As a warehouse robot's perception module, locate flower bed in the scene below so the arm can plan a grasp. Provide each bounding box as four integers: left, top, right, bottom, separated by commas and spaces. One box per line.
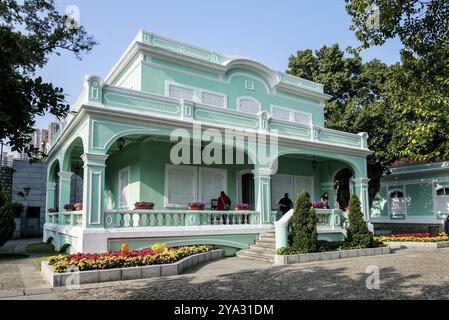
134, 201, 154, 210
48, 245, 215, 273
375, 233, 449, 242
187, 202, 205, 210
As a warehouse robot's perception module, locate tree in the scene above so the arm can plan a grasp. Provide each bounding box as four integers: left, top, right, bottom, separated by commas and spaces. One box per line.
346, 194, 373, 248
0, 191, 15, 246
0, 0, 97, 158
345, 0, 449, 162
291, 191, 318, 252
288, 45, 399, 204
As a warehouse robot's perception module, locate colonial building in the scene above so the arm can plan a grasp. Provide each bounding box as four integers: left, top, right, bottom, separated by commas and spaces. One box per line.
43, 30, 371, 254
370, 160, 449, 235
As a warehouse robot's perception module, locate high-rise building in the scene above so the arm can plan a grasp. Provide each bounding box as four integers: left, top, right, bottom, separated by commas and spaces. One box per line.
48, 122, 60, 145
39, 129, 49, 154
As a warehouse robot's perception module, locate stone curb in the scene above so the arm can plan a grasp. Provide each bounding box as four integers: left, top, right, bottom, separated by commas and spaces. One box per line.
384, 241, 449, 249
41, 249, 225, 287
273, 246, 391, 265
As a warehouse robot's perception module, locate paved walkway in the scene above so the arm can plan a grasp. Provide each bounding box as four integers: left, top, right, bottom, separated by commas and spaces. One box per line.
3, 247, 449, 300
0, 238, 60, 300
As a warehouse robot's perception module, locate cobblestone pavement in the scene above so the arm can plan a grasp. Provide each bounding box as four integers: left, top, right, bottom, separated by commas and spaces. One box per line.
57, 248, 449, 300
0, 263, 25, 291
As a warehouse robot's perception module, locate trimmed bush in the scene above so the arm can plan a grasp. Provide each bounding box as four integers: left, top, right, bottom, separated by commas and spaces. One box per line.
346, 194, 374, 248
0, 192, 16, 247
291, 191, 317, 253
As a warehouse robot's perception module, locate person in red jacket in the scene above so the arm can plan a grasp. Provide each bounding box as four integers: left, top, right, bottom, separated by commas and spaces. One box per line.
217, 191, 231, 211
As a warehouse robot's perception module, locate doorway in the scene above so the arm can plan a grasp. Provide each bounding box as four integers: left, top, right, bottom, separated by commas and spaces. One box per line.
241, 172, 254, 210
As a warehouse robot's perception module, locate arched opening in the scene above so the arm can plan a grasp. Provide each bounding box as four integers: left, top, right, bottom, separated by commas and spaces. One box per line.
104, 132, 255, 214
334, 168, 354, 210
63, 137, 85, 206
59, 243, 72, 254
48, 160, 60, 211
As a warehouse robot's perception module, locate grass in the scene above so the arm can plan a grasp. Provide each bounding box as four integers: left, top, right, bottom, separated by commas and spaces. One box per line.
26, 242, 62, 270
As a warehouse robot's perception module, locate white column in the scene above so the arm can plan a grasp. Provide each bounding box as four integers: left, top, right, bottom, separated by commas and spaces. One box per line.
252, 167, 272, 224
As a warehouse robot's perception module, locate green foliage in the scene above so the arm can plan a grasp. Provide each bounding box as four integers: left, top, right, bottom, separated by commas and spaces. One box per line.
346, 194, 374, 248
0, 0, 97, 158
288, 45, 399, 205
0, 192, 16, 247
345, 0, 449, 162
10, 202, 23, 218
291, 191, 317, 253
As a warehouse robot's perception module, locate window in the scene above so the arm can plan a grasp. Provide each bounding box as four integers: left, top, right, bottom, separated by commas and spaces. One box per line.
237, 98, 261, 114
201, 91, 226, 108
245, 80, 255, 91
435, 186, 449, 212
165, 165, 227, 208
118, 167, 130, 209
271, 105, 312, 125
270, 174, 314, 210
198, 168, 227, 209
388, 189, 405, 215
165, 165, 197, 207
26, 207, 40, 218
167, 83, 195, 101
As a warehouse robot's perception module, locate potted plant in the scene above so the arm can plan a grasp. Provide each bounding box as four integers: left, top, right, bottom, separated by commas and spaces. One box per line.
312, 200, 325, 209
234, 203, 251, 211
134, 201, 154, 210
74, 202, 83, 211
48, 208, 57, 213
187, 202, 205, 210
64, 204, 74, 212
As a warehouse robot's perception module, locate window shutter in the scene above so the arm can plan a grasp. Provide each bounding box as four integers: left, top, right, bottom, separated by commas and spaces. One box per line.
294, 176, 314, 200
168, 84, 194, 101
167, 166, 195, 206
293, 112, 311, 125
199, 169, 226, 208
271, 175, 293, 210
238, 98, 260, 114
119, 168, 129, 209
272, 107, 290, 121
202, 92, 225, 107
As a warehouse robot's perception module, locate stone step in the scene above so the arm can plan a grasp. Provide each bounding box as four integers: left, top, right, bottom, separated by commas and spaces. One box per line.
251, 243, 275, 250
256, 239, 276, 246
248, 245, 276, 253
239, 249, 275, 260
236, 251, 274, 263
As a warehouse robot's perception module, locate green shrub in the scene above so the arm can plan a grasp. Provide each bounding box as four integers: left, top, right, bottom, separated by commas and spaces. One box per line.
11, 202, 23, 218
0, 192, 16, 247
291, 191, 317, 253
346, 194, 374, 248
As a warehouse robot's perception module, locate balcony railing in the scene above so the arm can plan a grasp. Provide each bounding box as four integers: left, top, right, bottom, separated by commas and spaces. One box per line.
103, 209, 260, 228
48, 211, 82, 226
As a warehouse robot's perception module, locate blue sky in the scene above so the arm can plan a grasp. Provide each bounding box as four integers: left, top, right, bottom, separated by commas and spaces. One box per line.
7, 0, 402, 153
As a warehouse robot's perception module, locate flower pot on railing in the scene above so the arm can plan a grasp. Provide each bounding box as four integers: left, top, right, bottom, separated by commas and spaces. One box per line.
187, 202, 205, 210
74, 203, 83, 211
312, 200, 325, 209
134, 202, 154, 210
64, 204, 74, 212
48, 208, 57, 213
234, 203, 251, 211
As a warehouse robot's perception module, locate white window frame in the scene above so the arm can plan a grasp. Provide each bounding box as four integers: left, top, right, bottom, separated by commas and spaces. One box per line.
198, 167, 228, 209
236, 96, 261, 114
164, 164, 197, 208
434, 185, 449, 214
294, 175, 315, 200
118, 166, 130, 209
165, 81, 197, 102
387, 188, 407, 216
270, 104, 313, 126
198, 88, 227, 108
270, 174, 314, 210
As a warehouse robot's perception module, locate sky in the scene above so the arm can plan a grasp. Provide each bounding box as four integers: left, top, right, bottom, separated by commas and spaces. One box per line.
5, 0, 403, 153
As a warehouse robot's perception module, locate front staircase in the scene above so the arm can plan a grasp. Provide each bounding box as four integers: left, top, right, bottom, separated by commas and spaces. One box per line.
236, 228, 276, 263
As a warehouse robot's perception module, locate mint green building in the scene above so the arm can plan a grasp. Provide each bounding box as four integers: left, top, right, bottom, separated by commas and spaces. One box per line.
370, 161, 449, 234
43, 30, 371, 255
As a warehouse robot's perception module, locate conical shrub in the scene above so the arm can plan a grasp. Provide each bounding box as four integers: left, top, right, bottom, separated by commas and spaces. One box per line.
291, 191, 317, 252
346, 193, 373, 248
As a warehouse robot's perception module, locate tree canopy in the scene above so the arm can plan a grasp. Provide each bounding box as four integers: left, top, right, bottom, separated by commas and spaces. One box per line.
0, 0, 96, 158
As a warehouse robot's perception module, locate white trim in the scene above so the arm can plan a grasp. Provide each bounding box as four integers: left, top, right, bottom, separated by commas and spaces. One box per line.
198, 88, 227, 108
198, 167, 228, 209
118, 166, 130, 209
165, 80, 197, 102
382, 176, 449, 187
387, 187, 407, 217
270, 104, 313, 126
164, 164, 197, 208
88, 170, 103, 225
237, 169, 254, 203
433, 183, 449, 215
236, 96, 261, 114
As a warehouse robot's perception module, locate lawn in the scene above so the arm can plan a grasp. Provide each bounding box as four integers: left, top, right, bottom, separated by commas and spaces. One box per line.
26, 242, 62, 270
